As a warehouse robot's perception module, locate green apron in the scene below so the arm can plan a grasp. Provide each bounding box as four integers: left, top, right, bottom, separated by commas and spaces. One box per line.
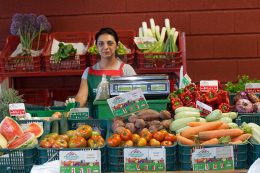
87, 62, 125, 118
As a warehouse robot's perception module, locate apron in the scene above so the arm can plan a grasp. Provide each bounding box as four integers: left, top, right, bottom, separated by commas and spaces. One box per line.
87, 62, 124, 118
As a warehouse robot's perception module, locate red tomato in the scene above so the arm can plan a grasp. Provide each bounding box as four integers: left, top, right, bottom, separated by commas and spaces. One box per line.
40, 138, 55, 148
164, 134, 177, 142
107, 134, 121, 147
52, 138, 68, 148
120, 128, 132, 141
161, 141, 173, 146
140, 129, 152, 142
68, 135, 87, 148
153, 131, 165, 142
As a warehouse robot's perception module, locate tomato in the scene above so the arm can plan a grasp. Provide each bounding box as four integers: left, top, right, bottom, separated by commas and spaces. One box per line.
164, 133, 177, 142
161, 141, 173, 146
131, 134, 140, 145
44, 133, 59, 140
87, 135, 105, 148
153, 131, 165, 142
40, 138, 55, 148
137, 137, 147, 147
66, 130, 76, 138
52, 138, 68, 148
140, 129, 152, 142
160, 129, 169, 139
76, 125, 93, 139
57, 134, 70, 142
68, 135, 87, 148
120, 128, 132, 141
124, 140, 134, 147
107, 134, 121, 147
149, 138, 161, 146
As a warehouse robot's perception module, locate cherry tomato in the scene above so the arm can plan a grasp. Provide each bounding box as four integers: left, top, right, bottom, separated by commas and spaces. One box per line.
120, 128, 132, 141
107, 134, 121, 147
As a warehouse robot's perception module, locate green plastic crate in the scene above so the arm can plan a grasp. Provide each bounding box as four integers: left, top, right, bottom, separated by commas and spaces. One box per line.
93, 99, 169, 120
0, 147, 36, 173
177, 142, 248, 170
37, 119, 108, 172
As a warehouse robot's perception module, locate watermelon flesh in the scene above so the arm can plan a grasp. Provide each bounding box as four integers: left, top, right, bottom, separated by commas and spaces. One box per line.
0, 117, 23, 142
24, 122, 44, 138
7, 132, 36, 149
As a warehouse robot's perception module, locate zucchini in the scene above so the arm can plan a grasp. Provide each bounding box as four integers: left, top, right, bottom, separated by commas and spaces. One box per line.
176, 126, 191, 134
59, 113, 69, 135
174, 111, 200, 119
197, 117, 206, 122
51, 120, 59, 134
170, 117, 197, 132
228, 123, 239, 129
219, 117, 232, 123
205, 109, 222, 122
248, 123, 260, 143
222, 112, 238, 120
174, 106, 200, 114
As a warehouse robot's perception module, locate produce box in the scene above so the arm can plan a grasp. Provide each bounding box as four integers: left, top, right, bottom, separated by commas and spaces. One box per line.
178, 142, 248, 170
136, 32, 186, 74
42, 32, 91, 71
89, 30, 136, 67
37, 119, 109, 172
93, 99, 170, 120
0, 34, 48, 73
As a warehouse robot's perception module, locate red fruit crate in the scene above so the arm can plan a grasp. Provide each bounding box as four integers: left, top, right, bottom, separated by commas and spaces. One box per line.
136, 32, 187, 74
18, 88, 51, 106
0, 34, 48, 73
43, 32, 91, 71
89, 30, 136, 67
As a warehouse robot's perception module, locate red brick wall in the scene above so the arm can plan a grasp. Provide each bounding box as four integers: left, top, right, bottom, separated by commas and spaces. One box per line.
1, 0, 260, 82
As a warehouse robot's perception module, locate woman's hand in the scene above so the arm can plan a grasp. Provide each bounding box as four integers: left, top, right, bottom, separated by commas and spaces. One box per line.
65, 97, 76, 106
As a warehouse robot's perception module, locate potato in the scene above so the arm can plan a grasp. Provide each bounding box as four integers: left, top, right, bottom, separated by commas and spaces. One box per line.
135, 119, 146, 129
113, 119, 125, 127
137, 109, 160, 121
161, 119, 172, 129
160, 110, 172, 120
128, 114, 138, 123
114, 126, 126, 134
125, 123, 136, 133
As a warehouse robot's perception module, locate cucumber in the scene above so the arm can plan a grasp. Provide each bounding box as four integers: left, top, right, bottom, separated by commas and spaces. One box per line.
222, 112, 238, 120
219, 117, 232, 123
174, 107, 200, 114
197, 117, 206, 122
170, 117, 197, 132
59, 113, 69, 135
51, 120, 59, 134
205, 109, 222, 122
174, 111, 200, 119
176, 126, 191, 134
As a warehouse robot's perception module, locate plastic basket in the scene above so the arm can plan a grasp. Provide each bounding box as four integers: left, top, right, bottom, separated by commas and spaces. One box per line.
0, 34, 48, 73
93, 99, 170, 120
43, 32, 91, 71
235, 114, 260, 126
136, 32, 186, 74
18, 88, 51, 106
177, 142, 248, 170
37, 119, 108, 172
89, 30, 136, 67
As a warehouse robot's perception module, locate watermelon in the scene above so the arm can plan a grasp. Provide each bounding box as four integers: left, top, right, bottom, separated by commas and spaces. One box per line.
24, 122, 44, 138
0, 117, 23, 142
7, 132, 36, 149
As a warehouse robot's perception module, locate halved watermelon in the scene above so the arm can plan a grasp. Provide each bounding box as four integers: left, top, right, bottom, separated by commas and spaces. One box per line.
24, 122, 43, 138
7, 132, 36, 149
0, 117, 23, 142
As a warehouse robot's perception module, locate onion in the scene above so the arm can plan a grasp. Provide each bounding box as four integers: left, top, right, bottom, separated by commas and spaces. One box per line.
235, 99, 254, 113
253, 102, 260, 113
234, 91, 249, 103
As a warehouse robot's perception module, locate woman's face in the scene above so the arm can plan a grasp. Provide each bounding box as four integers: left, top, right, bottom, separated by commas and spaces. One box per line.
96, 34, 118, 59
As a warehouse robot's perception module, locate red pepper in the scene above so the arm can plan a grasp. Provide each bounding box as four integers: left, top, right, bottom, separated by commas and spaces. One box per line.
218, 103, 230, 113
192, 91, 205, 102
184, 83, 198, 93
180, 91, 193, 105
217, 90, 230, 105
186, 101, 196, 108
205, 91, 222, 106
171, 98, 183, 111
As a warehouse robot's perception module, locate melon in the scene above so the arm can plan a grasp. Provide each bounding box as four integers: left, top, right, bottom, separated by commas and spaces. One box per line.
24, 122, 44, 138
0, 117, 23, 142
7, 132, 36, 149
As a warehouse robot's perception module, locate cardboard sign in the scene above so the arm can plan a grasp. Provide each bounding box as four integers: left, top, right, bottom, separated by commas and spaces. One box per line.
200, 80, 219, 92
192, 146, 234, 171
107, 88, 149, 117
9, 103, 26, 117
124, 147, 166, 172
134, 37, 157, 50
245, 83, 260, 93
180, 74, 192, 89
196, 101, 212, 116
60, 150, 101, 173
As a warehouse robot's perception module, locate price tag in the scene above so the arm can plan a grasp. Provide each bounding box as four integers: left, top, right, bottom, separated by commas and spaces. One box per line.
9, 103, 26, 117
180, 74, 192, 89
107, 88, 149, 117
134, 37, 157, 50
196, 101, 212, 116
60, 150, 101, 173
69, 108, 89, 119
200, 80, 219, 92
124, 147, 166, 172
192, 146, 234, 171
245, 83, 260, 93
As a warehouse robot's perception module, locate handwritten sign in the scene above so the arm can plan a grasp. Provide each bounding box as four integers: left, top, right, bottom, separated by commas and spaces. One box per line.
245, 83, 260, 93
200, 80, 219, 92
196, 101, 212, 116
9, 103, 26, 117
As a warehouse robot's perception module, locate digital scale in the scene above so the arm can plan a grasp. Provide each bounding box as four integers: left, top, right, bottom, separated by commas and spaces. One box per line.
109, 74, 170, 98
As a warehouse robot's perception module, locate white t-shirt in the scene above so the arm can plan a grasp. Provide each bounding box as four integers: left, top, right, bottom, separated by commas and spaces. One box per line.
82, 59, 136, 79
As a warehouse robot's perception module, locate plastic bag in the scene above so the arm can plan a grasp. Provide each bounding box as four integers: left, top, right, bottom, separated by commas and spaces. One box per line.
94, 74, 109, 101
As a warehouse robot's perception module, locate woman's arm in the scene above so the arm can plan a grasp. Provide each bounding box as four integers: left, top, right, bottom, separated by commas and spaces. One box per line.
75, 78, 89, 107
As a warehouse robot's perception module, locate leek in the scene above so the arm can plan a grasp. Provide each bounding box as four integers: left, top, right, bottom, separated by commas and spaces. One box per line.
142, 22, 148, 37
150, 18, 156, 38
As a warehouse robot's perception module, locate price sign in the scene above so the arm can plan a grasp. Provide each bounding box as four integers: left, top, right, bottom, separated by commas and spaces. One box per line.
124, 147, 166, 172
200, 80, 219, 92
60, 150, 101, 173
180, 74, 192, 89
134, 37, 157, 50
69, 108, 89, 119
196, 101, 212, 116
192, 146, 234, 171
245, 83, 260, 93
9, 103, 26, 117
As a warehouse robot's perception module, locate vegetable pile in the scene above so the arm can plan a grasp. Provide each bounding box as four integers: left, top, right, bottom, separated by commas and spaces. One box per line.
234, 91, 260, 113
52, 42, 77, 63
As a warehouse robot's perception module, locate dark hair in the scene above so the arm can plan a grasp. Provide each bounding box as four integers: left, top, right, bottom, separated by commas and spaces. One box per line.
95, 27, 119, 44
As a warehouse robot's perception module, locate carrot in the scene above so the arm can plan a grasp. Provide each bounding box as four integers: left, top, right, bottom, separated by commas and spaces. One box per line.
181, 121, 223, 139
231, 133, 252, 142
229, 140, 243, 144
201, 138, 219, 145
217, 123, 229, 129
187, 122, 206, 127
198, 129, 244, 141
176, 134, 196, 145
